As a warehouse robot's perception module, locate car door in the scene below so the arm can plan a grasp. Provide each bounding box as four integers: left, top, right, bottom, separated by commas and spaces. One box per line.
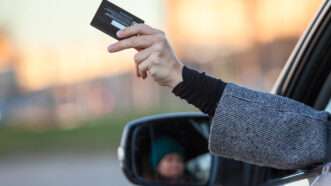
259, 0, 331, 185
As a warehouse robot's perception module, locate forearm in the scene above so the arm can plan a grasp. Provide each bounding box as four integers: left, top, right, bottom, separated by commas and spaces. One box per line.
171, 66, 330, 169
209, 83, 330, 169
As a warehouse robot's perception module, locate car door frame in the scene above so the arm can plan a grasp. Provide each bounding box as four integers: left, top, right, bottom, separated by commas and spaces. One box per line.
272, 0, 331, 100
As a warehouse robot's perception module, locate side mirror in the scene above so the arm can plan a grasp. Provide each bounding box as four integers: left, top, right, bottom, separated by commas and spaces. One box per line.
118, 112, 215, 186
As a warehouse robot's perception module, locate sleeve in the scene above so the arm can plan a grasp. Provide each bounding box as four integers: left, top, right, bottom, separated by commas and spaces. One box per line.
172, 65, 226, 117
208, 83, 331, 170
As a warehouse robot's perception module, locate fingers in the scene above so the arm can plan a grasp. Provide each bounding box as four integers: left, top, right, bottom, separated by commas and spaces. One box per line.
117, 24, 161, 38
138, 58, 152, 79
106, 24, 167, 81
134, 47, 159, 79
134, 50, 149, 79
135, 63, 141, 77
137, 53, 159, 79
108, 35, 157, 53
134, 47, 155, 64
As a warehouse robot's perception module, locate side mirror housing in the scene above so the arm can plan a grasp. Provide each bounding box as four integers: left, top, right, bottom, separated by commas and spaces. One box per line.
118, 112, 215, 186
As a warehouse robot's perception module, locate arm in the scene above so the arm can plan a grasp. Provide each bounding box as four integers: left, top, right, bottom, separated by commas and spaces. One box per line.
107, 24, 330, 170
208, 83, 330, 170
173, 65, 330, 169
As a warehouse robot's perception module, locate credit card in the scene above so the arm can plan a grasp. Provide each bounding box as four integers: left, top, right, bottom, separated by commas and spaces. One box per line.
90, 0, 144, 40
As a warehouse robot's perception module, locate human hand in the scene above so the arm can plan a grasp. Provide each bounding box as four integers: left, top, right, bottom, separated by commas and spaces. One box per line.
107, 24, 184, 88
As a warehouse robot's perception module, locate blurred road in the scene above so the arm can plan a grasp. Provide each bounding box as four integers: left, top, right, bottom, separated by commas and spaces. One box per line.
0, 152, 130, 186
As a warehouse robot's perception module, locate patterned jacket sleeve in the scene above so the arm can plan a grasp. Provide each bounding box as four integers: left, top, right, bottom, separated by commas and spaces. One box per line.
208, 83, 331, 170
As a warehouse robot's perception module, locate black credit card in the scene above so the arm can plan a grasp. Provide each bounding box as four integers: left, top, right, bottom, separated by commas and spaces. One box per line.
90, 0, 144, 40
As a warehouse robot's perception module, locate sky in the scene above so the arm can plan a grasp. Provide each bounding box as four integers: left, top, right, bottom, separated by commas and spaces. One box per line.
0, 0, 165, 45
0, 0, 165, 90
0, 0, 323, 90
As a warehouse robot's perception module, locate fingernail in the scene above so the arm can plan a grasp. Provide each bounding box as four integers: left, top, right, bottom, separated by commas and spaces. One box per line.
108, 45, 115, 52
117, 30, 123, 37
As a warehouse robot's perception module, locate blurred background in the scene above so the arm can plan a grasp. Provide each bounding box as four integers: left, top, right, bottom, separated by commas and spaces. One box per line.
0, 0, 323, 185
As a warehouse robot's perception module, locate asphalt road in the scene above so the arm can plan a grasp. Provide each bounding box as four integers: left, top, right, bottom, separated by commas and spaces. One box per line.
0, 152, 130, 186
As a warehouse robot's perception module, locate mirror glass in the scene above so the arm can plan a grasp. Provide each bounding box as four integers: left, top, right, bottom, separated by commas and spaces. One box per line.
283, 179, 310, 186
131, 117, 211, 185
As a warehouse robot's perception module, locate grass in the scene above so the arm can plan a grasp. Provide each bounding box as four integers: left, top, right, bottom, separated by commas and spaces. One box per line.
0, 115, 124, 156
0, 106, 197, 156
0, 110, 151, 155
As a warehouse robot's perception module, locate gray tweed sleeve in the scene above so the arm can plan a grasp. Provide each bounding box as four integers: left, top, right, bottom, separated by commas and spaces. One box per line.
208, 83, 330, 170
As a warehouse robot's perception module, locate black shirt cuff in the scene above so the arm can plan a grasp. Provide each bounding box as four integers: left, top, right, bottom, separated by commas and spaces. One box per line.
172, 66, 226, 117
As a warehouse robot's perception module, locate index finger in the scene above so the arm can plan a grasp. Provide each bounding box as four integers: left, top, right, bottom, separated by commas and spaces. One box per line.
117, 24, 160, 38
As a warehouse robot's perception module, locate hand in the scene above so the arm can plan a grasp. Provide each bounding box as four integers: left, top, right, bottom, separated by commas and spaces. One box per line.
107, 24, 184, 89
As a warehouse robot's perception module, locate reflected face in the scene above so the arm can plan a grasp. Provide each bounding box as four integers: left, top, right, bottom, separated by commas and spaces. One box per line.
157, 153, 184, 179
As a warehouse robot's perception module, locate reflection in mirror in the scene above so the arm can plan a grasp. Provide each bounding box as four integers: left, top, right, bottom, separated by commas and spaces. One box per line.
132, 118, 211, 185
186, 153, 211, 182
283, 179, 309, 186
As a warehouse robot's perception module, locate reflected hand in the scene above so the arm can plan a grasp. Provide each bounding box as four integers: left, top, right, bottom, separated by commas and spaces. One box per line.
107, 24, 184, 88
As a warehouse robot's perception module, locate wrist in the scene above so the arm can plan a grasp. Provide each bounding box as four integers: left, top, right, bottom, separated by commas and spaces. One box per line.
168, 62, 184, 89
